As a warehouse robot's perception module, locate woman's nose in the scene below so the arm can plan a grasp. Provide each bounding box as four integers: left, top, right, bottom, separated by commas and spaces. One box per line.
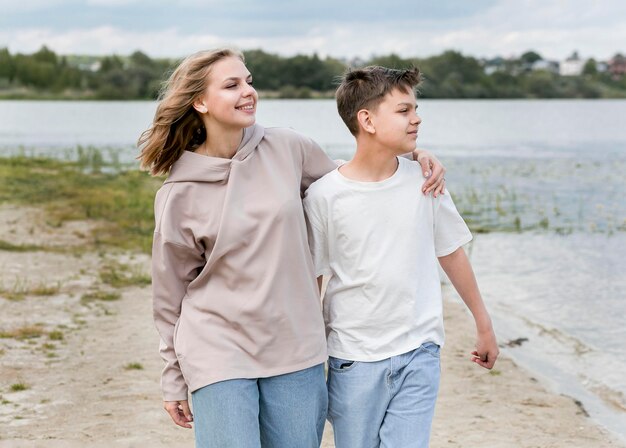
243, 83, 256, 97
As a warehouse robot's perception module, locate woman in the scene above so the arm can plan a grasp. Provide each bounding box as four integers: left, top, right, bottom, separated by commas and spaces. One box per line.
138, 48, 445, 448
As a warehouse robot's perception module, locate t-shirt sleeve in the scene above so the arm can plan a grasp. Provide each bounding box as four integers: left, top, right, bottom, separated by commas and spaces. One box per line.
300, 137, 337, 193
303, 192, 332, 277
433, 190, 473, 257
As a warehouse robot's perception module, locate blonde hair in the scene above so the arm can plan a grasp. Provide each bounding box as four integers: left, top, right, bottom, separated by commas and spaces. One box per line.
138, 48, 244, 176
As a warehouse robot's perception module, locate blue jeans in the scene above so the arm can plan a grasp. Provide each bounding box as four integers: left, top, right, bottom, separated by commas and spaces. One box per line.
327, 343, 441, 448
191, 363, 327, 448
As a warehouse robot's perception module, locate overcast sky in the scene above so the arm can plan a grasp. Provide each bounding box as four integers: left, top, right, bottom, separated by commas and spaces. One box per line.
1, 0, 624, 60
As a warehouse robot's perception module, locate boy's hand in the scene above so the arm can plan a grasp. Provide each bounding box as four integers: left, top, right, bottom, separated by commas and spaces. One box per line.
413, 149, 446, 197
471, 329, 499, 370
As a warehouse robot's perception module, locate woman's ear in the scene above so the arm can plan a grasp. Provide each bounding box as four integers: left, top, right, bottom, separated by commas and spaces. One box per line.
193, 98, 208, 114
357, 109, 375, 134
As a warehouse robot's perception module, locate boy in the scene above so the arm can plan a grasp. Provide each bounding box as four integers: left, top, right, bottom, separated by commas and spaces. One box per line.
303, 66, 499, 448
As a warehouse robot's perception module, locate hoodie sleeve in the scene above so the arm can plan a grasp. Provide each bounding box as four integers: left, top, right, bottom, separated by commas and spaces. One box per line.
152, 231, 205, 401
300, 136, 336, 192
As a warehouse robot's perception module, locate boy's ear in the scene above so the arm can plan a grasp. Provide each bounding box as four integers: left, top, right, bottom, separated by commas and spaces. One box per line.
357, 109, 375, 135
193, 98, 208, 114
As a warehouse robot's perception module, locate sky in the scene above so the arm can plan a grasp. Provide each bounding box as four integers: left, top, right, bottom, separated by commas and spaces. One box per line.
1, 0, 625, 61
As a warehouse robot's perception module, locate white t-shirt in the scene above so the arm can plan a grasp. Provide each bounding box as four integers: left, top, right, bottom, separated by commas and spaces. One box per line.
303, 156, 472, 361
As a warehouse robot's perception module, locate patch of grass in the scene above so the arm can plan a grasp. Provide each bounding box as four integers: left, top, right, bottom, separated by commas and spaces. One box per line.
124, 362, 144, 370
41, 343, 56, 350
99, 261, 151, 288
30, 283, 61, 296
10, 383, 29, 392
0, 155, 162, 253
0, 325, 45, 340
0, 240, 45, 252
0, 280, 61, 301
48, 331, 64, 341
489, 369, 502, 376
80, 290, 121, 304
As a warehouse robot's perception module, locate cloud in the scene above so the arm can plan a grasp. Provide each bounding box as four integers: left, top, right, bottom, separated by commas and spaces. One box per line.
85, 0, 145, 6
0, 0, 624, 60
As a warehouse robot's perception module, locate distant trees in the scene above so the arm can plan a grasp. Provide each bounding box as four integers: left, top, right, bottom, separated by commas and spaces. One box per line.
0, 46, 625, 99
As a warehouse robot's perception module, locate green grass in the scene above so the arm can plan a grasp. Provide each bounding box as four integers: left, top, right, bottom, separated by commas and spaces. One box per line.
10, 383, 29, 392
0, 153, 163, 253
0, 326, 45, 340
0, 240, 45, 252
48, 331, 64, 341
0, 281, 61, 301
99, 261, 151, 288
80, 290, 121, 304
124, 362, 144, 370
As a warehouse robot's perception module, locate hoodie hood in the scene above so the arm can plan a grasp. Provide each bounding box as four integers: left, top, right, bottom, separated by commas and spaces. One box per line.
165, 123, 265, 183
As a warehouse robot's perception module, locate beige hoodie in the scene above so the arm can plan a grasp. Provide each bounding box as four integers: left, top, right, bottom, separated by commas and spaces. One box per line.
152, 124, 336, 401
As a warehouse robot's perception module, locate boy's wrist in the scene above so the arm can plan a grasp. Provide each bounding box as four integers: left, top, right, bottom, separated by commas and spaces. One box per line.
475, 317, 494, 335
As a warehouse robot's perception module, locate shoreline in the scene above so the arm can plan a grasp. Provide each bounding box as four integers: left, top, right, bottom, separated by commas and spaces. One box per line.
435, 293, 623, 447
0, 204, 623, 447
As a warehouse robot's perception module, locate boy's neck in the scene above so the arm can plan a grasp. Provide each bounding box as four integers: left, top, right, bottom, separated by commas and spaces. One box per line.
339, 141, 400, 182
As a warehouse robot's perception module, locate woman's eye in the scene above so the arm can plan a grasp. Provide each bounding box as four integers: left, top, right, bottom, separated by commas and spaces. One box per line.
226, 84, 237, 89
247, 80, 254, 86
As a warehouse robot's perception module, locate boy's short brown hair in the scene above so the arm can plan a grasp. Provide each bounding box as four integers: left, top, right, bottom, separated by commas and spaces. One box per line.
335, 66, 421, 136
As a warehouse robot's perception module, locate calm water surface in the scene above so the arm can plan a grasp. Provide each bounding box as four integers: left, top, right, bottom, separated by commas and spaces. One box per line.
1, 99, 625, 440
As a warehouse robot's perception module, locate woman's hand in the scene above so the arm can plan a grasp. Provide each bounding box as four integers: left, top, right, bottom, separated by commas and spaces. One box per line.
164, 400, 194, 428
413, 148, 446, 197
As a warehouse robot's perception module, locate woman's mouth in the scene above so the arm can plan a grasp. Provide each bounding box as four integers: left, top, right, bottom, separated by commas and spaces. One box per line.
236, 104, 255, 112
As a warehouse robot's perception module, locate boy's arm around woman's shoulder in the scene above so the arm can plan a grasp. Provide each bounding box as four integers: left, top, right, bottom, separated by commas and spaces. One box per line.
438, 247, 499, 370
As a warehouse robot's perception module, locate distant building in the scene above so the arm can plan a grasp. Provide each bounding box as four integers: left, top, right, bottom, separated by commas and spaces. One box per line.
483, 57, 506, 75
531, 59, 559, 74
560, 51, 584, 76
608, 54, 626, 79
77, 61, 101, 72
596, 61, 608, 73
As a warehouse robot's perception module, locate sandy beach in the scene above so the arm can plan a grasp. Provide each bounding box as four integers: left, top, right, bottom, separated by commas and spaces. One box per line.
0, 203, 623, 448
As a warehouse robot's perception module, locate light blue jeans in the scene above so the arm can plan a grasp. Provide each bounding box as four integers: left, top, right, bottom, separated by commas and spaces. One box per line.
327, 343, 441, 448
191, 363, 327, 448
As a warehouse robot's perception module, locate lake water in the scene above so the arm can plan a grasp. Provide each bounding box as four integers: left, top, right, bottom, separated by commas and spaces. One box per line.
1, 99, 625, 441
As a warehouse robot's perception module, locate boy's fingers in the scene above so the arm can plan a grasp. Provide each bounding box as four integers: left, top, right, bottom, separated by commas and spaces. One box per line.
471, 350, 498, 369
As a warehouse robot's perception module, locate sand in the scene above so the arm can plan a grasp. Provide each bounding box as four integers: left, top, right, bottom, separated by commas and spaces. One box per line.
0, 204, 623, 448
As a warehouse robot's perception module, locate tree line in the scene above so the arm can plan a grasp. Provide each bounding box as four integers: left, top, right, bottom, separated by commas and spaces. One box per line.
1, 46, 625, 99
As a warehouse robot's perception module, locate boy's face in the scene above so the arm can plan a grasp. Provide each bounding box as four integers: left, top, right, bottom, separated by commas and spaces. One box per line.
368, 88, 421, 154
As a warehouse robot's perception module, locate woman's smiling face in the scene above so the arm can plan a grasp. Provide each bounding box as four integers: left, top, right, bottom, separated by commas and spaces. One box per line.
194, 56, 258, 130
